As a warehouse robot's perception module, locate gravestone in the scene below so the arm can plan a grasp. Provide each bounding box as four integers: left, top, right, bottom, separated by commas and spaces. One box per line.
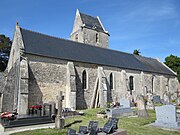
102, 118, 119, 134
55, 91, 65, 129
154, 105, 180, 129
106, 107, 133, 118
78, 126, 88, 134
49, 101, 56, 115
102, 122, 114, 134
146, 92, 155, 110
137, 95, 148, 117
42, 103, 52, 116
120, 98, 130, 108
109, 118, 119, 130
67, 128, 77, 135
88, 121, 98, 134
153, 95, 161, 104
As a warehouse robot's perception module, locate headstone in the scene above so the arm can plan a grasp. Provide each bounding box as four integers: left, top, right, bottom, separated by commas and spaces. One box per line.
88, 121, 98, 134
146, 92, 155, 110
109, 118, 119, 130
106, 107, 133, 118
43, 103, 52, 116
49, 101, 56, 115
163, 91, 172, 104
102, 117, 119, 134
154, 105, 180, 128
153, 95, 161, 104
137, 95, 148, 117
78, 126, 88, 134
102, 122, 114, 134
55, 91, 65, 129
120, 98, 130, 108
67, 128, 77, 135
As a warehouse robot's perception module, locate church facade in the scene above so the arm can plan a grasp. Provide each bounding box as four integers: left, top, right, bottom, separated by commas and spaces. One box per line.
0, 10, 179, 114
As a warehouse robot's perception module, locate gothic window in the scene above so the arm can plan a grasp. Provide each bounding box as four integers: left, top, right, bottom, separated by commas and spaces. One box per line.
129, 76, 134, 90
75, 33, 78, 41
82, 70, 87, 89
96, 33, 99, 43
110, 73, 113, 90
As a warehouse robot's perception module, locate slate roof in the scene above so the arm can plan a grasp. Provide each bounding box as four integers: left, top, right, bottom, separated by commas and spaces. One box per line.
20, 28, 176, 76
79, 12, 106, 33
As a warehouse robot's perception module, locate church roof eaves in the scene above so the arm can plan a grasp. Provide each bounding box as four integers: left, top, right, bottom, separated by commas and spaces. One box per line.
20, 28, 176, 76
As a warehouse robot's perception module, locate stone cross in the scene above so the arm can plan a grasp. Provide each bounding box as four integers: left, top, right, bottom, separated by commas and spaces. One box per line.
137, 95, 148, 117
55, 91, 65, 129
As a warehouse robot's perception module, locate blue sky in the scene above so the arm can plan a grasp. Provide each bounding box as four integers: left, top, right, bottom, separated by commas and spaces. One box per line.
0, 0, 180, 61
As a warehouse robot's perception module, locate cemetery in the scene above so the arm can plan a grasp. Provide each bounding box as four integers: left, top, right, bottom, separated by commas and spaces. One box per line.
0, 92, 179, 135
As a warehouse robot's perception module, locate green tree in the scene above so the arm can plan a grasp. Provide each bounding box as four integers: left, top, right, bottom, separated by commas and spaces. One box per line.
133, 49, 141, 55
0, 34, 11, 71
164, 55, 180, 82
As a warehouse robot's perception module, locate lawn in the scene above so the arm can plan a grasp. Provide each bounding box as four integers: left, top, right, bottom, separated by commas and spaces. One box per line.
11, 109, 180, 135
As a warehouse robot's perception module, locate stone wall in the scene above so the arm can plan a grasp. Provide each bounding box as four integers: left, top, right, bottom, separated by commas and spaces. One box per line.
83, 28, 108, 48
26, 54, 179, 110
2, 60, 19, 112
2, 24, 25, 113
74, 62, 98, 109
27, 54, 67, 107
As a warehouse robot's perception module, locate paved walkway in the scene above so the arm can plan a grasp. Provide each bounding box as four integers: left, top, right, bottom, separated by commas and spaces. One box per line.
0, 123, 55, 135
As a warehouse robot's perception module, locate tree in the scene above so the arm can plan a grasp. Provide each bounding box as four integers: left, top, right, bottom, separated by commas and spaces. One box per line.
0, 34, 11, 71
164, 55, 180, 82
133, 49, 141, 55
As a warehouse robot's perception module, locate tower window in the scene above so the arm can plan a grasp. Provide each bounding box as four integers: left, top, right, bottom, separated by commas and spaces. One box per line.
75, 34, 78, 41
110, 73, 113, 90
82, 70, 87, 89
129, 76, 134, 90
96, 33, 99, 43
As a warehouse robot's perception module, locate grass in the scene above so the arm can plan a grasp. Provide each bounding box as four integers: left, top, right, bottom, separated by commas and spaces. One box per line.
11, 109, 180, 135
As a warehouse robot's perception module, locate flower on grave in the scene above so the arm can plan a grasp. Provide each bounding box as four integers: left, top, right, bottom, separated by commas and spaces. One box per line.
29, 104, 42, 109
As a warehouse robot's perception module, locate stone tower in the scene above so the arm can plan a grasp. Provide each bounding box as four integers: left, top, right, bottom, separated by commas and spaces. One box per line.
70, 9, 109, 48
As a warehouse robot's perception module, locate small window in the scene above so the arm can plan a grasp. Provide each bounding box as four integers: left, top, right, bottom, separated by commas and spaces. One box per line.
75, 34, 78, 41
96, 33, 99, 43
110, 73, 113, 90
129, 76, 134, 90
82, 70, 87, 89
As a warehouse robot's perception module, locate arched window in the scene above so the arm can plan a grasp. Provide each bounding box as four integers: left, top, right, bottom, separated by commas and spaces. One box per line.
110, 73, 113, 90
75, 33, 78, 41
82, 70, 87, 89
96, 33, 99, 43
129, 76, 134, 90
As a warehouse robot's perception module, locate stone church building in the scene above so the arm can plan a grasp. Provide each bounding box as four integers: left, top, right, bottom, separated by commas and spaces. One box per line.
0, 9, 179, 114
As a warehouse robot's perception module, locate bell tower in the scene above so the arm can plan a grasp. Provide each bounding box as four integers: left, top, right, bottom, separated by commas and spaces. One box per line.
70, 9, 109, 48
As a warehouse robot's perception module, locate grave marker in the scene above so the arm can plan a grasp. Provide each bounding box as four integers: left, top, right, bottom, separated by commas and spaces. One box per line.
55, 91, 65, 129
78, 126, 88, 134
88, 121, 98, 135
154, 105, 180, 128
67, 128, 77, 135
120, 98, 130, 108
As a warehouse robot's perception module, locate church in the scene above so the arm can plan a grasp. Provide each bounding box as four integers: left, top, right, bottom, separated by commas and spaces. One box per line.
0, 9, 179, 114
